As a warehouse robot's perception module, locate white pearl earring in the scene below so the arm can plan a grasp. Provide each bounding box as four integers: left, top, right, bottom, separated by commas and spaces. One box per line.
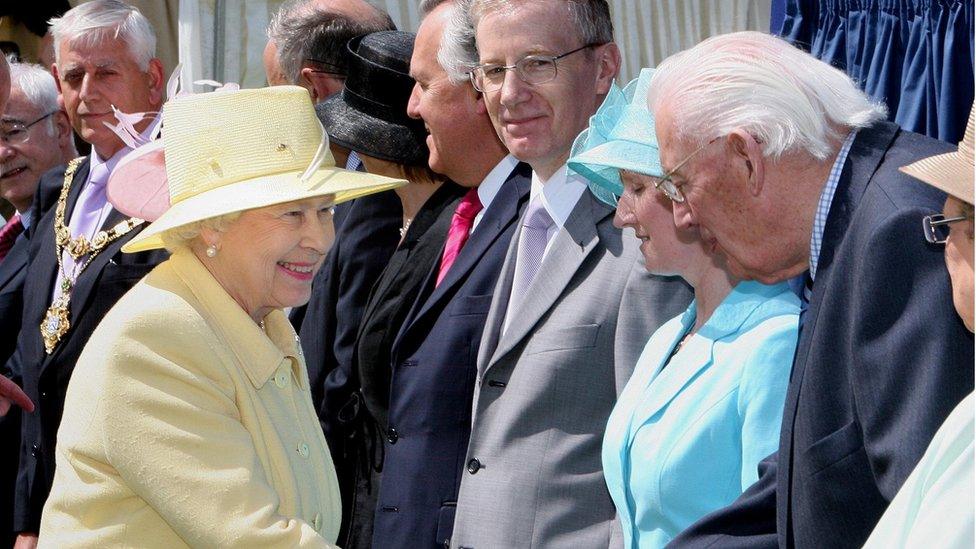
206, 244, 218, 258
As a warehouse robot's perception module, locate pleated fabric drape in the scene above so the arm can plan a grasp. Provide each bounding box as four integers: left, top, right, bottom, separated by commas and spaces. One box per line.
779, 0, 974, 143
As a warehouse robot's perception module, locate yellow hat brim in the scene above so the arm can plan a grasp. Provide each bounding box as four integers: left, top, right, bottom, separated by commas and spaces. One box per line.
122, 166, 406, 253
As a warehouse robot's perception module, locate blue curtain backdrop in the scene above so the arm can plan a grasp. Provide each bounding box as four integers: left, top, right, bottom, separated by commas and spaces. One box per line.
773, 0, 974, 144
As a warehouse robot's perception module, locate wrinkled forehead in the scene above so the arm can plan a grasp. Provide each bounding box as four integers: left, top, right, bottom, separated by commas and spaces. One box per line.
57, 32, 141, 70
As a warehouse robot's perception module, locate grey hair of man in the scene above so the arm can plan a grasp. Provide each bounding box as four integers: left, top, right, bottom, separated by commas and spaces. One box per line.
48, 0, 156, 70
270, 1, 396, 85
647, 31, 887, 161
7, 61, 59, 135
467, 0, 614, 48
420, 0, 481, 85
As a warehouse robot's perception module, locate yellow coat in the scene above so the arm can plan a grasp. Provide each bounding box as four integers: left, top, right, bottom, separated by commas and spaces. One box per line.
39, 248, 341, 547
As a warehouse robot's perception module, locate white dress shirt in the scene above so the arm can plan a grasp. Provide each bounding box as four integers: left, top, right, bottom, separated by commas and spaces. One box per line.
471, 154, 519, 234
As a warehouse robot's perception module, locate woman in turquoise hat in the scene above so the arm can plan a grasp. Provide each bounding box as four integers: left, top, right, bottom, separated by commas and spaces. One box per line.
567, 69, 800, 548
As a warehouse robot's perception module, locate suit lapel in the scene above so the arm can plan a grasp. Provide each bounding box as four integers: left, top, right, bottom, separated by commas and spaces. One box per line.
28, 162, 89, 322
0, 236, 27, 288
404, 167, 531, 335
780, 122, 900, 484
62, 159, 91, 225
487, 190, 612, 371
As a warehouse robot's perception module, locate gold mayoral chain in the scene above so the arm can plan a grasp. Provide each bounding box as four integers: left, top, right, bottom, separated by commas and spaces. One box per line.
40, 157, 144, 354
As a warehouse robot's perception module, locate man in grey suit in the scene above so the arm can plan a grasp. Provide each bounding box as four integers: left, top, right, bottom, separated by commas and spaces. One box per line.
450, 1, 692, 547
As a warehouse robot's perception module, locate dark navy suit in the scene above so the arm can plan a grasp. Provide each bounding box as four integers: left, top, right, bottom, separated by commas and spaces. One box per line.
0, 233, 29, 544
371, 161, 531, 548
10, 160, 167, 533
668, 122, 975, 548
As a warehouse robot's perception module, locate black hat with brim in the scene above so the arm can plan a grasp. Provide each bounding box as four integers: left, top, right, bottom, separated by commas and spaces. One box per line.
316, 31, 429, 167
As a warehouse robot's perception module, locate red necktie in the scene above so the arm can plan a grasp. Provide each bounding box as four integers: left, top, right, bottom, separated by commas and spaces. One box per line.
436, 188, 483, 287
0, 214, 24, 262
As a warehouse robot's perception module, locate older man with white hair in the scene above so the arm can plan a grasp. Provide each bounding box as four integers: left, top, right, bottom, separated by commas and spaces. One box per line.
649, 31, 974, 548
0, 56, 34, 422
9, 2, 168, 546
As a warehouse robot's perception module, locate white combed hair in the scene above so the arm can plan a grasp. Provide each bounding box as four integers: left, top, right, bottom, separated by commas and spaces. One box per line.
647, 31, 887, 160
49, 0, 156, 70
8, 61, 59, 134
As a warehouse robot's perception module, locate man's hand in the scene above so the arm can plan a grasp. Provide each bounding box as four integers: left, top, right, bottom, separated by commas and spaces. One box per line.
14, 533, 38, 549
0, 375, 34, 416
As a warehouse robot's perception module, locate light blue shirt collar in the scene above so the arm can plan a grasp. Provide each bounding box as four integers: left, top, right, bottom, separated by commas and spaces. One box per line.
810, 130, 858, 280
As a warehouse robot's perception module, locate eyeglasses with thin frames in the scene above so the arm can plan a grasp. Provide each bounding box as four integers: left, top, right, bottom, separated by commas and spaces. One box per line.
0, 111, 58, 145
922, 213, 969, 244
470, 43, 603, 93
654, 137, 722, 203
303, 58, 347, 79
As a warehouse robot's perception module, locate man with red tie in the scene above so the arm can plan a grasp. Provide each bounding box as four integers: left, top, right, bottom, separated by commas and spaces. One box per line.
355, 1, 530, 546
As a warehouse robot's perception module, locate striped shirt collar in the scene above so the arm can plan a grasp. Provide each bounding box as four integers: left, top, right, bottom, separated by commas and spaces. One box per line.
810, 130, 858, 280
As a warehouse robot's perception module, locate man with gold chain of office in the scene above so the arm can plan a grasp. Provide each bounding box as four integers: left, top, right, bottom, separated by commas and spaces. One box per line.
8, 2, 169, 546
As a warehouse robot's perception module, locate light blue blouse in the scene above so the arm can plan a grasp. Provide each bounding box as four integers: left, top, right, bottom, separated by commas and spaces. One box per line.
602, 280, 800, 548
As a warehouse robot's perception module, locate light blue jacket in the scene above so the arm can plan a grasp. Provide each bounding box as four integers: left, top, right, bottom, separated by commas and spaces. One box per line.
602, 280, 799, 548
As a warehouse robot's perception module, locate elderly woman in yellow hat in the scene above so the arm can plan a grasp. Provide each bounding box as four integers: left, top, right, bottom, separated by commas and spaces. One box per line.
863, 108, 975, 549
36, 86, 405, 547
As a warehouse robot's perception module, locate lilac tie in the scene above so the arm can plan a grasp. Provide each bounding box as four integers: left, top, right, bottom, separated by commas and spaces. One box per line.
54, 162, 111, 302
509, 199, 554, 315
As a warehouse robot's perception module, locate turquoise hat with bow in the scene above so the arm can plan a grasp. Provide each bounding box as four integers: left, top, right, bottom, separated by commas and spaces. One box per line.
568, 68, 662, 206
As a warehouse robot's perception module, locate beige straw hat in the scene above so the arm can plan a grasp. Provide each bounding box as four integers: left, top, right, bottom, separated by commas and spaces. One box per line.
120, 85, 406, 253
900, 107, 975, 205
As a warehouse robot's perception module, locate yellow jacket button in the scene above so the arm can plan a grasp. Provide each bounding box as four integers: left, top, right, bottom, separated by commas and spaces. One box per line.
313, 512, 322, 531
298, 443, 309, 458
274, 370, 288, 388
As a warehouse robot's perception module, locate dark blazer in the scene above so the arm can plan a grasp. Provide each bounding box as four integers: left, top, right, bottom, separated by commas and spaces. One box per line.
294, 190, 402, 548
0, 234, 28, 366
11, 160, 167, 533
668, 122, 975, 548
295, 190, 402, 441
0, 233, 28, 544
340, 181, 466, 549
372, 162, 532, 548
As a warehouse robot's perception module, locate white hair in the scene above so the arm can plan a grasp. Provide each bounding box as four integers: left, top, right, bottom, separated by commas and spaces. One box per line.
160, 213, 241, 253
49, 0, 156, 70
647, 31, 887, 161
7, 61, 59, 135
436, 0, 480, 85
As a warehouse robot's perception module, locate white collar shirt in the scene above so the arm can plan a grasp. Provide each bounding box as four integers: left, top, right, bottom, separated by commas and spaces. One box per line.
471, 154, 519, 234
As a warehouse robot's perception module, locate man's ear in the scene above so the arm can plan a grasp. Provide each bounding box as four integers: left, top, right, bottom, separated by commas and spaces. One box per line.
728, 129, 765, 197
474, 88, 488, 115
301, 68, 343, 104
52, 63, 63, 93
147, 58, 165, 109
53, 111, 72, 139
594, 43, 621, 96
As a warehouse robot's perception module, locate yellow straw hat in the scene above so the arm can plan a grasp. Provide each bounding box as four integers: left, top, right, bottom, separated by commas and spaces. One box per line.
120, 85, 406, 253
900, 107, 975, 205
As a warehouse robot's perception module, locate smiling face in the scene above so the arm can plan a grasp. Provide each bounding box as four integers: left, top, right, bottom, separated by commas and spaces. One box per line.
53, 34, 163, 159
408, 4, 487, 186
613, 170, 712, 280
475, 0, 618, 179
943, 196, 975, 332
202, 197, 335, 322
0, 88, 67, 212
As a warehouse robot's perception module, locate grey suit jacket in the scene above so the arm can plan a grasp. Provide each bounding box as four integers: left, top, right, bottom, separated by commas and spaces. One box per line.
451, 189, 692, 548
